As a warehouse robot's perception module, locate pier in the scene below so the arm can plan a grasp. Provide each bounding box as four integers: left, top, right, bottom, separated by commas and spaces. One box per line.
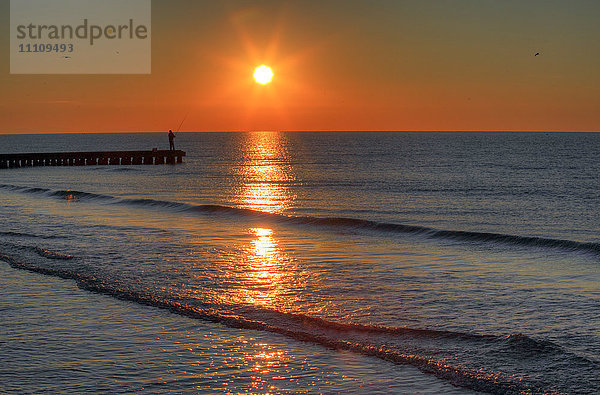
0, 150, 186, 169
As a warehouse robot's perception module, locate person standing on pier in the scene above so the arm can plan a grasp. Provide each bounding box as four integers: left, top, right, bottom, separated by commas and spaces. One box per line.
168, 130, 176, 150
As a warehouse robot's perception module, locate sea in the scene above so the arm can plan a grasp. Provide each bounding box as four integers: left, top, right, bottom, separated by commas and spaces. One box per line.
0, 131, 598, 394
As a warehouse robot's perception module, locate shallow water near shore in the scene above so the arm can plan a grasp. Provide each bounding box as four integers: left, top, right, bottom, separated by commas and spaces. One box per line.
1, 131, 599, 393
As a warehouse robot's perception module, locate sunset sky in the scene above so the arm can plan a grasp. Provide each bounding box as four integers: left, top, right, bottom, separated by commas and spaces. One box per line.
1, 0, 599, 133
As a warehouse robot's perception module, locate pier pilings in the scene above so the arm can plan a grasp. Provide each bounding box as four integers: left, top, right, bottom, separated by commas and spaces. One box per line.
0, 150, 186, 169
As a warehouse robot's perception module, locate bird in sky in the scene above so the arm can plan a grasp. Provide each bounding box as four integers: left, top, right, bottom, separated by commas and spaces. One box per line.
535, 52, 540, 56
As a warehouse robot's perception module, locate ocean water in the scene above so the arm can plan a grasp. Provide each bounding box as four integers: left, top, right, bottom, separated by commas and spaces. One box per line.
0, 131, 599, 394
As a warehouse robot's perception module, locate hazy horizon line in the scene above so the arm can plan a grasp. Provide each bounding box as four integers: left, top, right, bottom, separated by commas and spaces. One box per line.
1, 130, 599, 136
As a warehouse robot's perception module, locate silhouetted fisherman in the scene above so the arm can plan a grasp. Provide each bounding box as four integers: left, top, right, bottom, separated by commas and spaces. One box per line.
168, 130, 176, 150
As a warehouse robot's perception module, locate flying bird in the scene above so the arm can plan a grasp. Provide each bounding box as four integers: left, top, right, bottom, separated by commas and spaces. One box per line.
535, 52, 540, 56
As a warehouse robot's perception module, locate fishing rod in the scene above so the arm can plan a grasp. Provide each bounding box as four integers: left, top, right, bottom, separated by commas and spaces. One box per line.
176, 110, 189, 132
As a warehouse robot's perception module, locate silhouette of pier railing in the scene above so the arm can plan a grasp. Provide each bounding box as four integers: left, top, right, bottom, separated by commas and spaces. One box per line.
0, 150, 186, 169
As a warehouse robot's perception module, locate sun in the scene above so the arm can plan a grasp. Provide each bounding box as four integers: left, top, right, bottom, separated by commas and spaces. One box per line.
254, 65, 273, 85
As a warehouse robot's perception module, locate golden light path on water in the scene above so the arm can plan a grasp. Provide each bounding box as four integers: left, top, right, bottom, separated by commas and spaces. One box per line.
243, 227, 282, 306
233, 132, 300, 385
234, 132, 297, 308
238, 131, 295, 215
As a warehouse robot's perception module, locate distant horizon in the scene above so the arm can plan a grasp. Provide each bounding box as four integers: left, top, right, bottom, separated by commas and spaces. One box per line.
1, 129, 599, 136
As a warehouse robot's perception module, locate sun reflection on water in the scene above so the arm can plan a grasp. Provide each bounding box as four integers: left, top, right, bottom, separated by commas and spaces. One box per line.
236, 131, 295, 214
65, 189, 76, 204
237, 338, 288, 392
224, 132, 303, 311
244, 227, 284, 306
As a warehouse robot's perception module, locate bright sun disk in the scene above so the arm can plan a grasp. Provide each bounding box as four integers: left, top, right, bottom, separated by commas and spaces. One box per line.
254, 65, 273, 85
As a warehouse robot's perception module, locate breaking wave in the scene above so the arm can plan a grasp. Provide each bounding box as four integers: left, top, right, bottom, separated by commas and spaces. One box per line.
1, 183, 599, 256
3, 250, 589, 394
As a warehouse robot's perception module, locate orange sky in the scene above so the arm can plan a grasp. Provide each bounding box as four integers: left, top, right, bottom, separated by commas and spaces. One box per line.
1, 0, 599, 133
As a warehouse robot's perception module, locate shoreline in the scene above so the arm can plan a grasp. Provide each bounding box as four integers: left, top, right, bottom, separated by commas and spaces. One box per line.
0, 260, 469, 393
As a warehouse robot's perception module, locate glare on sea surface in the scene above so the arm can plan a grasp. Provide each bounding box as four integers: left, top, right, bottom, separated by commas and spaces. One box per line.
237, 131, 294, 214
253, 228, 273, 238
65, 189, 76, 202
224, 132, 301, 310
237, 338, 286, 390
245, 227, 282, 305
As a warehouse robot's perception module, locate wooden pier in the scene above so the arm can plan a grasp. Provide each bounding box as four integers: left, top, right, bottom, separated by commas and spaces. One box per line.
0, 150, 186, 169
